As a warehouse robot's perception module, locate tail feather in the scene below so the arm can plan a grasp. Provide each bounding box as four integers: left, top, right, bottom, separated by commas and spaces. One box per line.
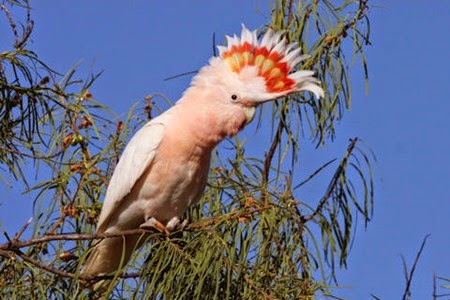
81, 234, 146, 290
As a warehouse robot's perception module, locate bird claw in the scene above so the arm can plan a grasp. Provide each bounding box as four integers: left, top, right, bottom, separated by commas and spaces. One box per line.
140, 217, 166, 232
140, 217, 188, 234
166, 217, 188, 232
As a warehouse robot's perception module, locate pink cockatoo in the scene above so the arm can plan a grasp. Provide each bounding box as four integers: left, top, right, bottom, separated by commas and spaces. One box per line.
82, 25, 324, 280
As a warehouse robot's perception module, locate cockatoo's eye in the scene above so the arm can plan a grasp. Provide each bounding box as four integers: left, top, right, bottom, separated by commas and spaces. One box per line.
231, 94, 238, 101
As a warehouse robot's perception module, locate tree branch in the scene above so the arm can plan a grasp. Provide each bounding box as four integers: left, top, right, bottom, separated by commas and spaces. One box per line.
6, 248, 142, 281
1, 205, 273, 252
0, 205, 274, 283
0, 228, 157, 251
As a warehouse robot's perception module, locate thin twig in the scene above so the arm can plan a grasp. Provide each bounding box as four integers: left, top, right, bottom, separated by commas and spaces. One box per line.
15, 0, 33, 49
0, 3, 19, 45
322, 0, 370, 48
184, 205, 273, 229
3, 231, 12, 243
13, 217, 32, 241
13, 250, 141, 281
243, 273, 277, 300
286, 0, 295, 24
305, 137, 359, 221
0, 145, 66, 160
222, 252, 278, 300
163, 70, 198, 82
433, 271, 437, 300
263, 103, 287, 185
0, 249, 14, 259
401, 234, 430, 300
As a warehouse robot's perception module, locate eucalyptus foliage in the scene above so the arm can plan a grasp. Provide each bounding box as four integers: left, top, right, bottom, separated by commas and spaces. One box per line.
0, 1, 384, 299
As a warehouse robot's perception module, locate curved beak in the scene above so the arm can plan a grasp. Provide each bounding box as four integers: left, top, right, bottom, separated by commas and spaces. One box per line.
242, 106, 256, 125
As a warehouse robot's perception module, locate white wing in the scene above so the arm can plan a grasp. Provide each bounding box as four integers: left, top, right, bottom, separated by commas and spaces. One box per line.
96, 108, 175, 232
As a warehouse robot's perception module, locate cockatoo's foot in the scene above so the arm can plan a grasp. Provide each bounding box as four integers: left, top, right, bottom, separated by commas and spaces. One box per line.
140, 217, 188, 234
165, 217, 188, 232
140, 217, 166, 232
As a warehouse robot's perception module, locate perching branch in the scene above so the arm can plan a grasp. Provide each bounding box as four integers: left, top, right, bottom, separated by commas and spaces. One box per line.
0, 204, 273, 285
0, 204, 273, 252
0, 229, 155, 252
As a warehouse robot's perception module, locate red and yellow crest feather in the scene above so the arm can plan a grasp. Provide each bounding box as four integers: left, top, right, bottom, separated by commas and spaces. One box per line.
217, 25, 324, 99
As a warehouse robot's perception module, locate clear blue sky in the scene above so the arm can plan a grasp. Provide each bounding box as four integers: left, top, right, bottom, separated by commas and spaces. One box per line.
1, 1, 449, 299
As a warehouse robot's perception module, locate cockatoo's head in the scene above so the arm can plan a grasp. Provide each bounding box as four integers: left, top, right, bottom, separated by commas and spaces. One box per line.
182, 25, 324, 143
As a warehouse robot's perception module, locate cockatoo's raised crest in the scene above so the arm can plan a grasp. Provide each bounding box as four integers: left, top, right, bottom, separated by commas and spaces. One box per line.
217, 25, 324, 99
